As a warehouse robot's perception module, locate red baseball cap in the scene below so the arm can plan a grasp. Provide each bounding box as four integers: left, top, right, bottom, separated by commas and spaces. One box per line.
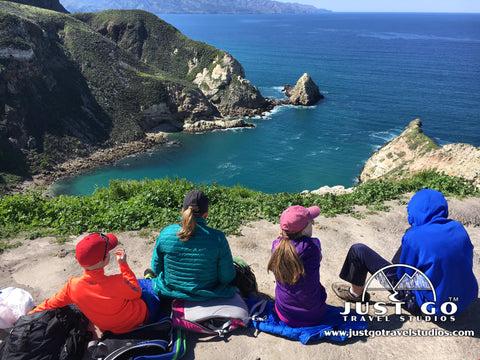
75, 233, 118, 268
280, 205, 320, 234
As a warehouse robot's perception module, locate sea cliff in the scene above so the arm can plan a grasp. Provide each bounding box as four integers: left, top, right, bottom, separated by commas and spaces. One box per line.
0, 2, 276, 191
359, 119, 480, 187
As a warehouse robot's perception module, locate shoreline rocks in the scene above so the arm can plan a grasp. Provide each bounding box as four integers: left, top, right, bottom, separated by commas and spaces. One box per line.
15, 132, 168, 193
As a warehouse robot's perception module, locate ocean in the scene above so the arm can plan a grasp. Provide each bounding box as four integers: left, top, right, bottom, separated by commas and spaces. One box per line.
51, 13, 480, 196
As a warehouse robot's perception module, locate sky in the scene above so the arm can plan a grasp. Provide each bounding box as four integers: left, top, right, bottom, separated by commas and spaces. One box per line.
277, 0, 480, 13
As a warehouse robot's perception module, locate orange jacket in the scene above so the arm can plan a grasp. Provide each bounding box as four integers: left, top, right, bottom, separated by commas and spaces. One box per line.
29, 262, 147, 334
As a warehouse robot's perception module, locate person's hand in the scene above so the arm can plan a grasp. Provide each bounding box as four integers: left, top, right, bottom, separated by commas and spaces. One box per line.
115, 248, 127, 264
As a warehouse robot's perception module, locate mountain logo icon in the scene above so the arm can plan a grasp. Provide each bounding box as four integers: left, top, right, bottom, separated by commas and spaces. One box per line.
362, 264, 436, 303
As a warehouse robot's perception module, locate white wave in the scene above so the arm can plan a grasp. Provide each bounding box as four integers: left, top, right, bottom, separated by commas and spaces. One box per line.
217, 162, 241, 171
369, 129, 401, 143
358, 31, 480, 43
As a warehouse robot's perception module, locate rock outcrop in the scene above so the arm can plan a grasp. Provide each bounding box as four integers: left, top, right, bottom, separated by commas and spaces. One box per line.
191, 53, 269, 117
359, 119, 480, 186
183, 118, 255, 133
283, 73, 324, 106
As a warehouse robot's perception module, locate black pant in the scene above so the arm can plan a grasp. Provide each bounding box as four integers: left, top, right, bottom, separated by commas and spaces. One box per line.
339, 243, 420, 314
339, 243, 401, 286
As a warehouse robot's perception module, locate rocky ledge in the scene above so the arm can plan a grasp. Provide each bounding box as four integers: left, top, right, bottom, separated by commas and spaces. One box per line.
183, 118, 255, 133
359, 119, 480, 187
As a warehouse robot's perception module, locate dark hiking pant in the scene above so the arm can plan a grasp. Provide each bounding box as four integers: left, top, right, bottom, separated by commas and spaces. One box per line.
339, 243, 401, 286
338, 243, 420, 314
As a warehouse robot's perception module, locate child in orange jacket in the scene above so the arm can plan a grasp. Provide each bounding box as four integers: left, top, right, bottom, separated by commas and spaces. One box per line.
28, 233, 151, 334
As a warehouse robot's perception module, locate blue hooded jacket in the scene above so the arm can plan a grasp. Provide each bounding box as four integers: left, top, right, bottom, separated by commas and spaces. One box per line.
398, 189, 478, 315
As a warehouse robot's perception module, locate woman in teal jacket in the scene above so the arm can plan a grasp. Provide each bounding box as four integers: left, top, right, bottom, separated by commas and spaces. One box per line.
150, 190, 237, 301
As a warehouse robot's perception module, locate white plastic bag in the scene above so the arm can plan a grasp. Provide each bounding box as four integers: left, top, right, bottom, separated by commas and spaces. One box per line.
0, 287, 34, 329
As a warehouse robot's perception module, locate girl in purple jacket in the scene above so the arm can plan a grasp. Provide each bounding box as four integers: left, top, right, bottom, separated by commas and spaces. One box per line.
267, 205, 328, 327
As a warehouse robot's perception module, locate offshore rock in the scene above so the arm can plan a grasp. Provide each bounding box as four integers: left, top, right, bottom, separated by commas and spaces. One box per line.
359, 119, 480, 187
283, 73, 324, 106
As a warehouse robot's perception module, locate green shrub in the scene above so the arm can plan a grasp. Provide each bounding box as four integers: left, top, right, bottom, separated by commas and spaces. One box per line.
0, 171, 478, 240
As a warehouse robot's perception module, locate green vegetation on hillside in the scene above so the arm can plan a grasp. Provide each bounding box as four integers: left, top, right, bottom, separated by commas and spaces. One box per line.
0, 171, 478, 251
0, 3, 243, 193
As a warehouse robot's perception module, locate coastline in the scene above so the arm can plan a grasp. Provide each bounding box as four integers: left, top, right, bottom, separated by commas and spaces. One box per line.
15, 132, 169, 194
14, 117, 259, 195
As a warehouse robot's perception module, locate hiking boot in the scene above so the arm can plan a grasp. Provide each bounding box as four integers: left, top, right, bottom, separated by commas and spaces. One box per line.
332, 282, 370, 303
143, 268, 157, 279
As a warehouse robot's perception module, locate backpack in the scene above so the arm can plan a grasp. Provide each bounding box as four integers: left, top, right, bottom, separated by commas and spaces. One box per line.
171, 292, 250, 337
232, 257, 258, 298
84, 316, 186, 360
0, 304, 92, 360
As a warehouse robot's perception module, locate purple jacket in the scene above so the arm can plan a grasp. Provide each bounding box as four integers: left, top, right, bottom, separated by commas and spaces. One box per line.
272, 235, 328, 327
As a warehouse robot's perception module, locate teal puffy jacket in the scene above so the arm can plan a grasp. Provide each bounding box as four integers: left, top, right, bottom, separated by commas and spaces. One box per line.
151, 217, 237, 301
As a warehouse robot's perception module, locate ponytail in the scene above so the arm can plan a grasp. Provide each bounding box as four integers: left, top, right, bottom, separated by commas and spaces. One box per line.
177, 206, 199, 242
267, 231, 305, 285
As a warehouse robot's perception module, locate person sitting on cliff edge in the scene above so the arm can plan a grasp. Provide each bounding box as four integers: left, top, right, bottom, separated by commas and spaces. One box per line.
332, 188, 478, 316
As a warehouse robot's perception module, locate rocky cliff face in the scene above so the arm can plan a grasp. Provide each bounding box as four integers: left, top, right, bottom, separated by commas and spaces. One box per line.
283, 73, 323, 106
360, 119, 480, 186
192, 53, 269, 117
0, 3, 272, 190
79, 11, 269, 118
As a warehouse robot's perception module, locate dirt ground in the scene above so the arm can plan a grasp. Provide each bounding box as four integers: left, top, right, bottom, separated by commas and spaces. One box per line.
1, 194, 479, 359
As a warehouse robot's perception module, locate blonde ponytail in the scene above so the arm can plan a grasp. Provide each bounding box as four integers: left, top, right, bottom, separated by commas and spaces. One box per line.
267, 231, 305, 285
177, 206, 199, 242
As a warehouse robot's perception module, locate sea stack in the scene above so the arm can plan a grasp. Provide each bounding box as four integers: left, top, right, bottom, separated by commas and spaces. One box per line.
283, 73, 324, 106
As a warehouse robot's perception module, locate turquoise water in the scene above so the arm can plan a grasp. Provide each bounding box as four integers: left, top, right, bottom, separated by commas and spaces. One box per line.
52, 13, 480, 196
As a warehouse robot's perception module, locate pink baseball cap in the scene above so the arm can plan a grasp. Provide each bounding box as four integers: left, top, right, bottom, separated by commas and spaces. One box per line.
76, 233, 118, 268
280, 205, 320, 234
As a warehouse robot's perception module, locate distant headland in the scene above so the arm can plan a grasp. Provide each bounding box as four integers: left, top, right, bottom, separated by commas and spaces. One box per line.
59, 0, 332, 15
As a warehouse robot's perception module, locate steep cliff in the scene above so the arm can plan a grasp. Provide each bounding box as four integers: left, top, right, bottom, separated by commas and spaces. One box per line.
0, 3, 271, 191
77, 10, 269, 118
359, 119, 480, 186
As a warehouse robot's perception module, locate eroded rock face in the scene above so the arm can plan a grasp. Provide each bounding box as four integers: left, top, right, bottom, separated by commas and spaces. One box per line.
283, 73, 323, 106
192, 53, 268, 117
359, 119, 480, 186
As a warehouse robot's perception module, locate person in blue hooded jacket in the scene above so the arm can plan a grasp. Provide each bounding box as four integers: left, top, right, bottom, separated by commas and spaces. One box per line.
332, 189, 478, 316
